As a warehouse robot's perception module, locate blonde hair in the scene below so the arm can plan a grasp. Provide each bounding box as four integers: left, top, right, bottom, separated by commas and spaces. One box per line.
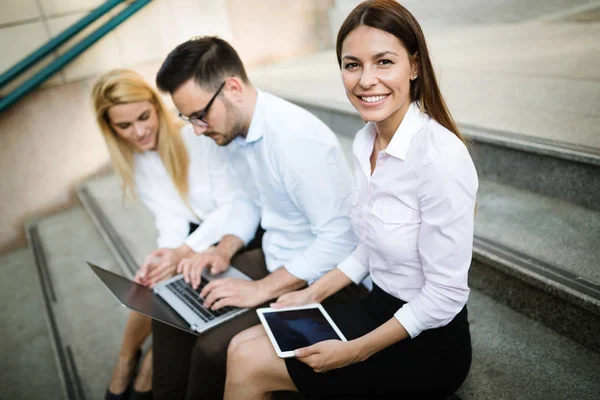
92, 69, 189, 201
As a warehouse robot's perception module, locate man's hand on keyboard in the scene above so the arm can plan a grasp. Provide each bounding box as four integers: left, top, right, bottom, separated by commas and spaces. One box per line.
200, 278, 266, 310
178, 246, 230, 289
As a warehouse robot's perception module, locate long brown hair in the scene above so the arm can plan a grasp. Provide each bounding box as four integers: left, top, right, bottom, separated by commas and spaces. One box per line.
336, 0, 465, 143
92, 69, 189, 201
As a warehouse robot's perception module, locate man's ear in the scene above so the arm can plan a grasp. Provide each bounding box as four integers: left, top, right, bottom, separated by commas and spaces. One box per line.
224, 77, 245, 102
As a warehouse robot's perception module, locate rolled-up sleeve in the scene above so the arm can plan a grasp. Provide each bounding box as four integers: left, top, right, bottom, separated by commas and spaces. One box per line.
222, 196, 261, 245
184, 205, 230, 251
281, 139, 357, 283
337, 242, 370, 284
394, 154, 478, 338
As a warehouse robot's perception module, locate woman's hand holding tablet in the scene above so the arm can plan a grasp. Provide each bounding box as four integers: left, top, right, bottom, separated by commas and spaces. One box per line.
256, 304, 347, 358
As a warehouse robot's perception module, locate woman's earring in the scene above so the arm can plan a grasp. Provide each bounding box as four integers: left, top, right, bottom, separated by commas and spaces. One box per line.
411, 75, 418, 80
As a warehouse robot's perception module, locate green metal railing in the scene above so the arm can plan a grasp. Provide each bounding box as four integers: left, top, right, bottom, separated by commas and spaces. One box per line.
0, 0, 152, 114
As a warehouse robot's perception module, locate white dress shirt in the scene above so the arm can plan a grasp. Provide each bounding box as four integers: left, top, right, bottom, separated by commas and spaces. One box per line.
134, 124, 259, 251
223, 90, 357, 283
338, 102, 478, 338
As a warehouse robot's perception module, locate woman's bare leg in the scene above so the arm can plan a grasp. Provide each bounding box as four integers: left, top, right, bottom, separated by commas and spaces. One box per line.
108, 311, 152, 393
133, 348, 153, 392
227, 324, 269, 354
225, 328, 298, 400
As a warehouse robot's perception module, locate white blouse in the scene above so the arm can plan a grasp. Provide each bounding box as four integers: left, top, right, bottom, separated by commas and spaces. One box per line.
134, 124, 259, 252
338, 102, 478, 338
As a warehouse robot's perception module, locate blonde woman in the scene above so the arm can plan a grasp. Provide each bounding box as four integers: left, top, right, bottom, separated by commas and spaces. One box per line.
92, 69, 255, 400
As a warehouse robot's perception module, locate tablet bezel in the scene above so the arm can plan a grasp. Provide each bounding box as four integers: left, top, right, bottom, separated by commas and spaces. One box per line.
256, 303, 347, 358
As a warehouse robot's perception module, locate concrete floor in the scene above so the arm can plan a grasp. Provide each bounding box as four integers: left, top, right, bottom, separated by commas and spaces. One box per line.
0, 248, 64, 400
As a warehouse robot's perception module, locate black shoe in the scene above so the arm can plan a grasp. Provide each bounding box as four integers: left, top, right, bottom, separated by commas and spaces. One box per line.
130, 389, 153, 400
105, 349, 143, 400
105, 387, 131, 400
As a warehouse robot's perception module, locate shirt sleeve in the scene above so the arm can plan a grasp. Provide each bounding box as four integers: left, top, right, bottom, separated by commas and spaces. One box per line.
394, 152, 478, 338
136, 178, 189, 249
280, 137, 358, 284
193, 144, 260, 247
337, 242, 371, 284
183, 204, 232, 252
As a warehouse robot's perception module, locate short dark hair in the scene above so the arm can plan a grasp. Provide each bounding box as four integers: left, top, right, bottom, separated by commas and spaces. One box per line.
156, 36, 249, 93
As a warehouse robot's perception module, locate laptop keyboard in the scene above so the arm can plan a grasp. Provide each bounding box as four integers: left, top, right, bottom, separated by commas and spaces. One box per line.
166, 278, 237, 322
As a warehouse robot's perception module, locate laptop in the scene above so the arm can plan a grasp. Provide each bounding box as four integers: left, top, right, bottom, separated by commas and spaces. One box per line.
88, 262, 252, 335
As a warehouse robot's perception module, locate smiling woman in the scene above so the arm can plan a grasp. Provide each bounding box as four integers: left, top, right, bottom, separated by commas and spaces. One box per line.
93, 69, 188, 200
223, 1, 478, 399
335, 0, 465, 147
106, 101, 159, 152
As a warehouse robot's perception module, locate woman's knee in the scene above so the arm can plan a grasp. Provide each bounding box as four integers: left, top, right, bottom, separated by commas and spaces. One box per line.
228, 336, 270, 377
228, 335, 297, 393
227, 331, 245, 359
228, 325, 265, 357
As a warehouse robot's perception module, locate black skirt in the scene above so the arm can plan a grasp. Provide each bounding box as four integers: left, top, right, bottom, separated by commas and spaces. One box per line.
284, 284, 472, 399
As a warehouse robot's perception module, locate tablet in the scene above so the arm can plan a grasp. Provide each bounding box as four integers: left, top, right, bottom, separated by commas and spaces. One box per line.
256, 303, 347, 358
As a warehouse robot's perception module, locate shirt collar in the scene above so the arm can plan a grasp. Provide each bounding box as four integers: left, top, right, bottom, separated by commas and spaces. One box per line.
353, 102, 429, 176
385, 102, 429, 160
244, 89, 266, 144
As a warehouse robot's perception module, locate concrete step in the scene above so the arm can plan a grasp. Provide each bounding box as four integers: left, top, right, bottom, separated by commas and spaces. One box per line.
459, 289, 600, 400
472, 179, 600, 352
466, 128, 599, 212
27, 207, 134, 400
76, 178, 157, 278
0, 247, 65, 399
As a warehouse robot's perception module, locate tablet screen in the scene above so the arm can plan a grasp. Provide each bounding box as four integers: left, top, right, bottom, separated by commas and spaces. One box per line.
263, 308, 342, 351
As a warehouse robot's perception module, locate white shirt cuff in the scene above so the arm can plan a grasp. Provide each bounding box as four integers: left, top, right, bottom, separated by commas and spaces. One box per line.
184, 235, 216, 253
223, 224, 256, 246
338, 255, 369, 284
394, 304, 424, 338
157, 234, 185, 250
284, 255, 318, 284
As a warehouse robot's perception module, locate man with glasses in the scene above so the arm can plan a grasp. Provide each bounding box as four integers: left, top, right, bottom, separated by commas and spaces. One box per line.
152, 36, 358, 400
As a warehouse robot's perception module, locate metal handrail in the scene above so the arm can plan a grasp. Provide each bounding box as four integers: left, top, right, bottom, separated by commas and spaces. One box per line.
0, 0, 152, 114
0, 0, 124, 89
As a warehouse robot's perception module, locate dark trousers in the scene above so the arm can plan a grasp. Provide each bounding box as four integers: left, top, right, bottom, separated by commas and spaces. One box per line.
152, 249, 269, 400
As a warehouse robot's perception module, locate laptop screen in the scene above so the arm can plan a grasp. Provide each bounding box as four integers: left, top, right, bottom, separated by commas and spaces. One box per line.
88, 263, 196, 335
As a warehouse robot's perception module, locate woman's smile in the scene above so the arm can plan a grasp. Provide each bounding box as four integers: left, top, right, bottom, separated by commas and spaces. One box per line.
355, 93, 391, 107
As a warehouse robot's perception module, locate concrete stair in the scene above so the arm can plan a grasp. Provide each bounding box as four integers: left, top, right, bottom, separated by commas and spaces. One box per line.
0, 248, 64, 399
18, 207, 133, 400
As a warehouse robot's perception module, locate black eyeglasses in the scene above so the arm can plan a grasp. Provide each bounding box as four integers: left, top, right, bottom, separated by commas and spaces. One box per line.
179, 81, 226, 127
